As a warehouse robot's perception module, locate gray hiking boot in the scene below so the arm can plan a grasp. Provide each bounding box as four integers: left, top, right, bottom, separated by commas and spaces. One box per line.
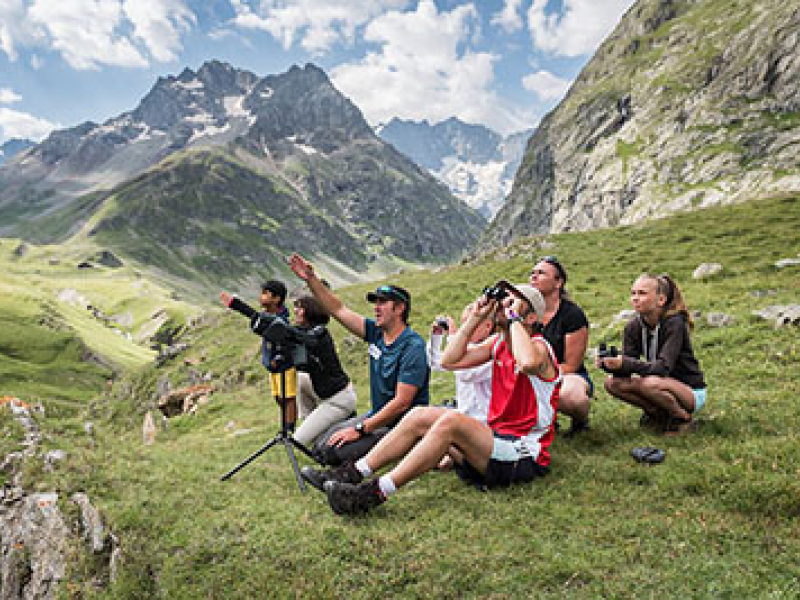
301, 462, 362, 492
324, 479, 385, 516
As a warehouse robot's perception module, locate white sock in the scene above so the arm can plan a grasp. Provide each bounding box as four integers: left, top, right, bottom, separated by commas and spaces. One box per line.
355, 458, 372, 478
378, 474, 397, 498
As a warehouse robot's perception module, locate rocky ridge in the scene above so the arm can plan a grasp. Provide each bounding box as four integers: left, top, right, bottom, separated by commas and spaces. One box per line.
0, 62, 484, 286
485, 0, 800, 248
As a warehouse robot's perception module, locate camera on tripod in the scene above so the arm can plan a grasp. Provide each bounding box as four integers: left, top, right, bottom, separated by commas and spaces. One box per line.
249, 312, 320, 372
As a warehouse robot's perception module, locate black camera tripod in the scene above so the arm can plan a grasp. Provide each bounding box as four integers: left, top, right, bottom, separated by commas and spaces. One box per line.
220, 367, 321, 491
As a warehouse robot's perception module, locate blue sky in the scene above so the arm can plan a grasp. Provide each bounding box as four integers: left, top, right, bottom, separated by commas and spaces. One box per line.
0, 0, 636, 144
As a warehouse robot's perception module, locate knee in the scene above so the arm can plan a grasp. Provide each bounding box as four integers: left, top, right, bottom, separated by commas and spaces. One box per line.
639, 376, 664, 392
561, 377, 589, 407
604, 376, 629, 396
604, 376, 620, 395
429, 410, 460, 439
402, 406, 436, 434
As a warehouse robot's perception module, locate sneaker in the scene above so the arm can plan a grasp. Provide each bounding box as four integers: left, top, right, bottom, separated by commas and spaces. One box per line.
301, 462, 362, 492
563, 417, 589, 438
324, 479, 385, 516
664, 416, 695, 436
639, 412, 668, 433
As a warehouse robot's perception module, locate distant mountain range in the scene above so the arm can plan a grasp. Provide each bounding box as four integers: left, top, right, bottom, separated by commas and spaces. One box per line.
486, 0, 800, 248
0, 61, 484, 290
378, 117, 532, 218
0, 138, 34, 165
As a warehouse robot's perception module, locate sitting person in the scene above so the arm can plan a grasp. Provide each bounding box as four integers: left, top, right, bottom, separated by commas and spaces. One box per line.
302, 284, 561, 516
288, 253, 430, 466
597, 273, 706, 435
426, 304, 494, 422
529, 256, 592, 436
289, 295, 358, 452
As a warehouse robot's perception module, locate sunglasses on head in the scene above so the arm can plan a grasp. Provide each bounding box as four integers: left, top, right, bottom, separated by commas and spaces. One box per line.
377, 285, 409, 302
536, 255, 567, 282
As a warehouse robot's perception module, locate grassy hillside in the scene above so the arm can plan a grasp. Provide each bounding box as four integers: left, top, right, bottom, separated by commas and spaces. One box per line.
5, 193, 800, 597
0, 237, 200, 417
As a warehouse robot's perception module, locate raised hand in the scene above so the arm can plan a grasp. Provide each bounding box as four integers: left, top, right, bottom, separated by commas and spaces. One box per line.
288, 253, 315, 282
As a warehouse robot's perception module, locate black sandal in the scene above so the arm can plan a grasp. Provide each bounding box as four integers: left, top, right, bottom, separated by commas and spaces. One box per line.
630, 447, 666, 464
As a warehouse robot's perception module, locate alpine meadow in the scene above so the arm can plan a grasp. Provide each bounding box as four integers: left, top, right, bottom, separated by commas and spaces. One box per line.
2, 0, 800, 597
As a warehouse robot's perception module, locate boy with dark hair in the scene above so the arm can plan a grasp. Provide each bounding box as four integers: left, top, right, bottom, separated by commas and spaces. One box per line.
222, 280, 299, 431
259, 280, 298, 430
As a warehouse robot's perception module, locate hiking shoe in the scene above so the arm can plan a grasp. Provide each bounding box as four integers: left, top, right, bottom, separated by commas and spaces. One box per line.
324, 479, 385, 516
301, 462, 362, 492
664, 416, 695, 436
563, 417, 589, 438
639, 412, 668, 433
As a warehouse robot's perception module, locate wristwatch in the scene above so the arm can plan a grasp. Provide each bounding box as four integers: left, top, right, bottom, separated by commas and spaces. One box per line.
354, 421, 366, 436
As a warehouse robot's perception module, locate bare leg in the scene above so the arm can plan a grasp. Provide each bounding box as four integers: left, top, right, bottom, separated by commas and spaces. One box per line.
385, 411, 495, 488
605, 377, 650, 410
606, 376, 693, 421
558, 374, 591, 421
363, 407, 451, 473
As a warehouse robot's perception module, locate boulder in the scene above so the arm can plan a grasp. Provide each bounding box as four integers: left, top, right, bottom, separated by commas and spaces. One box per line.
752, 304, 800, 327
775, 257, 800, 269
706, 312, 735, 327
157, 384, 215, 417
692, 263, 723, 279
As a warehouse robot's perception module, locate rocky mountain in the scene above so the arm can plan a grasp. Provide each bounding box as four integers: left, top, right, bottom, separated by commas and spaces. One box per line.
485, 0, 800, 248
0, 138, 34, 165
378, 117, 532, 218
0, 62, 484, 288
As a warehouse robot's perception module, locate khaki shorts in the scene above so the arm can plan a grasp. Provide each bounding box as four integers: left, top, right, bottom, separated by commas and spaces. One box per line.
269, 368, 297, 398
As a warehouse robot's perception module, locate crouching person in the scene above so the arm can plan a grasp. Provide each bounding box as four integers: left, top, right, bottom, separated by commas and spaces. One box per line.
302, 284, 561, 516
598, 273, 706, 435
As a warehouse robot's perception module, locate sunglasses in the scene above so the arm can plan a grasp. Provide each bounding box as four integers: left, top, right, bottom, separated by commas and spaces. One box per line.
535, 255, 567, 282
377, 285, 410, 303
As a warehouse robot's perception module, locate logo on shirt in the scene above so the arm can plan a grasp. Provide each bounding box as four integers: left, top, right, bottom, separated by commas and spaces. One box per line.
368, 343, 382, 360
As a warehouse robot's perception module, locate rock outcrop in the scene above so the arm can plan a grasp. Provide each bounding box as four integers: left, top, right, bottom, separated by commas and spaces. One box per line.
1, 400, 118, 599
484, 0, 800, 248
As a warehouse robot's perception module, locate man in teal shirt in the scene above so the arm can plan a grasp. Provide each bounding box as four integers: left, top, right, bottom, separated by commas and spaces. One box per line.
288, 253, 429, 466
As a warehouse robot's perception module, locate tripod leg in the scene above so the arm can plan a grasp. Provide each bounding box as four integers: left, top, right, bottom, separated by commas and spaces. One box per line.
283, 439, 307, 492
220, 436, 280, 481
288, 436, 323, 464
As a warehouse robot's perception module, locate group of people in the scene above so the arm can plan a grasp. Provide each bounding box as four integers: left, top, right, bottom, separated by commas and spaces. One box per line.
220, 254, 707, 517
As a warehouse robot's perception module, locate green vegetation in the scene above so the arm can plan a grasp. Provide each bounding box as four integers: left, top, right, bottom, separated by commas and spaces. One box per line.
3, 194, 800, 596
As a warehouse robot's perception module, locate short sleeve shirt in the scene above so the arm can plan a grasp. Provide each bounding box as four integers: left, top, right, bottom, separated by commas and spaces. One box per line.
541, 298, 589, 375
364, 319, 430, 416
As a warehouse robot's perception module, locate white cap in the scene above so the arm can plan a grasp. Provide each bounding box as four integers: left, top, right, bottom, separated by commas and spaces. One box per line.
513, 283, 546, 324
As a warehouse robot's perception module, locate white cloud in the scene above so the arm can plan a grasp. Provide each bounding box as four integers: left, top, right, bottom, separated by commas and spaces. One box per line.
0, 88, 23, 104
0, 0, 47, 61
27, 0, 148, 69
0, 0, 194, 70
331, 1, 525, 135
491, 0, 524, 34
230, 0, 410, 54
522, 69, 571, 101
123, 0, 196, 63
0, 107, 58, 141
527, 0, 636, 57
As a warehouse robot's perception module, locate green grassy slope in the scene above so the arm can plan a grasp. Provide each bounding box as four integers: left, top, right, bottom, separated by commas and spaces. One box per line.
0, 238, 200, 415
6, 194, 800, 597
